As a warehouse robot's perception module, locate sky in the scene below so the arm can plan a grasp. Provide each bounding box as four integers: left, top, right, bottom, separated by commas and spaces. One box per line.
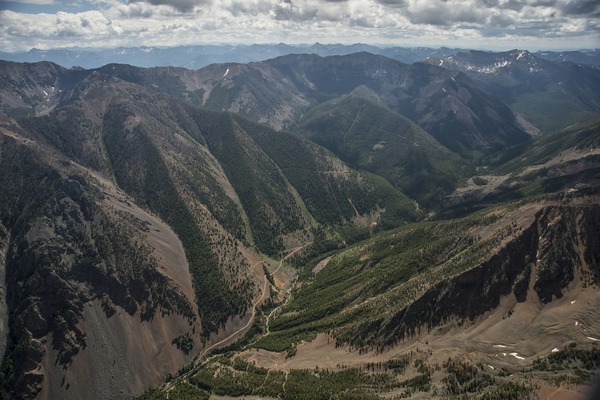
1, 0, 599, 52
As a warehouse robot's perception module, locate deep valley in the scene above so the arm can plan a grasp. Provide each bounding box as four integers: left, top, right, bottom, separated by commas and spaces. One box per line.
0, 47, 599, 400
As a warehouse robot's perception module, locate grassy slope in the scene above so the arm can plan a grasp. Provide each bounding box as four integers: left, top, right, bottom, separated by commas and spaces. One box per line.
511, 91, 600, 132
443, 121, 600, 216
254, 214, 494, 352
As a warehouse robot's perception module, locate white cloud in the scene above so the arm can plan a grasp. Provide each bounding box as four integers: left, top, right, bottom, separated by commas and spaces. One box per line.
7, 0, 56, 4
405, 0, 488, 26
0, 0, 599, 52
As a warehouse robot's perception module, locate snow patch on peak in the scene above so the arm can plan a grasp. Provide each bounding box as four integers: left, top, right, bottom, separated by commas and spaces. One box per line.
477, 59, 511, 74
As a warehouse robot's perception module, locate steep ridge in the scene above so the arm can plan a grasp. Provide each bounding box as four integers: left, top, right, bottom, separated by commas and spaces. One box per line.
251, 188, 599, 356
230, 114, 419, 230
0, 66, 253, 398
99, 99, 256, 335
188, 110, 308, 255
55, 64, 414, 242
342, 197, 600, 349
142, 190, 600, 400
9, 72, 257, 336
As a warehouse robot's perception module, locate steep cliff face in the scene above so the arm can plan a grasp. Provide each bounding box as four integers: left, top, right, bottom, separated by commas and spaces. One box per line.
533, 205, 599, 302
344, 198, 600, 348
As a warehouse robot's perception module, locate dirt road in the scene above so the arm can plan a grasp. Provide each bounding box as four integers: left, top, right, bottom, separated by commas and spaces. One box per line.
164, 242, 311, 396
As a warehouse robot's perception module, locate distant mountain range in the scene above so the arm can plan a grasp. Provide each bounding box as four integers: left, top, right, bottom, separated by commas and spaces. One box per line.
1, 43, 598, 70
424, 49, 600, 132
90, 52, 535, 159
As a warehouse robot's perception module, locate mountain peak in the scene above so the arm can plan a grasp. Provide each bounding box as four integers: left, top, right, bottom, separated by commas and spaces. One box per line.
509, 49, 531, 59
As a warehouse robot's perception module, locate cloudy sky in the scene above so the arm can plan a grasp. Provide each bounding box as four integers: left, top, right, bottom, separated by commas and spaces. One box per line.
1, 0, 599, 52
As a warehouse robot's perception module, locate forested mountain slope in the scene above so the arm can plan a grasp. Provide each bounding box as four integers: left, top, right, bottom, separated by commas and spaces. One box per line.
294, 92, 468, 206
0, 54, 599, 400
0, 61, 415, 399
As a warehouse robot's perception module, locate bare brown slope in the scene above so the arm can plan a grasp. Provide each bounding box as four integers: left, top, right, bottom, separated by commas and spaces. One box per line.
36, 160, 274, 400
0, 122, 203, 400
91, 171, 195, 305
38, 167, 202, 400
0, 224, 8, 369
